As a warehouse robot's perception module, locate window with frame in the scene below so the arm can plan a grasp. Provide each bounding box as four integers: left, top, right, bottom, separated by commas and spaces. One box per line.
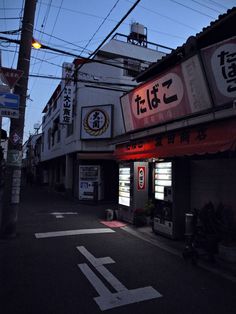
42, 132, 44, 152
47, 128, 51, 149
67, 101, 76, 137
124, 59, 141, 77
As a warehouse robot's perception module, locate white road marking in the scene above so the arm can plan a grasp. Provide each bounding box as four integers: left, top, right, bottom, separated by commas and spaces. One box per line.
79, 263, 112, 297
35, 228, 115, 239
77, 246, 162, 311
55, 215, 64, 219
50, 212, 78, 215
50, 212, 78, 219
95, 286, 161, 311
77, 246, 115, 267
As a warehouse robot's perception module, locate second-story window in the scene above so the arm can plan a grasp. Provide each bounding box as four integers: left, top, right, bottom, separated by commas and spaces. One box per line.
124, 59, 141, 77
48, 128, 51, 149
42, 132, 44, 152
52, 116, 60, 145
67, 101, 76, 137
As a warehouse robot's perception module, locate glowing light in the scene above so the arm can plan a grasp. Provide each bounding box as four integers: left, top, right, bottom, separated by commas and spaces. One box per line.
32, 38, 42, 49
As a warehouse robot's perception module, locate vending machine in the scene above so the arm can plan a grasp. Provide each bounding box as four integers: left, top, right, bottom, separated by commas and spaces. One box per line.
153, 160, 190, 239
118, 161, 148, 223
79, 165, 104, 201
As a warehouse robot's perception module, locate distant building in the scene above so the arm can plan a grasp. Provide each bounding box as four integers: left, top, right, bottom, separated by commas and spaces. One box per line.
38, 25, 171, 200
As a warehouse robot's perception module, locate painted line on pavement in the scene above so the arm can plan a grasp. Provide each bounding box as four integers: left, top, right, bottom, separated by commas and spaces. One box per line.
77, 246, 162, 311
35, 228, 115, 239
50, 212, 78, 215
50, 212, 78, 219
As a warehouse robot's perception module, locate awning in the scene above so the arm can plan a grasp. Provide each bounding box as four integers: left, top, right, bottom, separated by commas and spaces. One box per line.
114, 118, 236, 160
77, 152, 115, 160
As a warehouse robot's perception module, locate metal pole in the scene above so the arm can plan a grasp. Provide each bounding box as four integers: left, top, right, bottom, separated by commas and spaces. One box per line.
0, 0, 37, 238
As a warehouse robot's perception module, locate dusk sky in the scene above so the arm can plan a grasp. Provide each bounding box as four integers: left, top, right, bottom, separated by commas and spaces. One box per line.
1, 0, 236, 141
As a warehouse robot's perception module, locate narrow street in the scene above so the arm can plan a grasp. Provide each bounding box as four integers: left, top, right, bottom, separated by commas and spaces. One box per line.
1, 186, 236, 314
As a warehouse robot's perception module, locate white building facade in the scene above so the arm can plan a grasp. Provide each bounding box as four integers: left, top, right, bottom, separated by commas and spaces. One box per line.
40, 28, 171, 201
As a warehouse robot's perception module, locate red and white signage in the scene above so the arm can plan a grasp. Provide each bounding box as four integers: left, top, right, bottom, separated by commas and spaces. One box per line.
201, 36, 236, 107
0, 67, 23, 89
121, 55, 212, 132
137, 166, 146, 190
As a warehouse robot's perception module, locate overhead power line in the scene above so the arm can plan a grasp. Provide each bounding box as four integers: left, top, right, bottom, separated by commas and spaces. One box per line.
0, 17, 21, 20
30, 0, 142, 135
0, 35, 146, 72
189, 0, 221, 13
89, 0, 141, 58
28, 73, 137, 87
169, 0, 215, 18
80, 0, 120, 56
0, 28, 21, 35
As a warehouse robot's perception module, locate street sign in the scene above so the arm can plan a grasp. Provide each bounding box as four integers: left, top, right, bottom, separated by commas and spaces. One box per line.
0, 67, 23, 89
0, 92, 19, 118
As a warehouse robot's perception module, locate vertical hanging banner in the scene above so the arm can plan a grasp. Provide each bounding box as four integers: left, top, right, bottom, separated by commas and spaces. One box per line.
60, 62, 74, 124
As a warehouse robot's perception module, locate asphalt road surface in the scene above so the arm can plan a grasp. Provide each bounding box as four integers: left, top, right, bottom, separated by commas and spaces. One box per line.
1, 187, 236, 314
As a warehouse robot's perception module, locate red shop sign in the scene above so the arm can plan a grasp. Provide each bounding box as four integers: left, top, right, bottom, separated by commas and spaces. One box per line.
137, 166, 146, 190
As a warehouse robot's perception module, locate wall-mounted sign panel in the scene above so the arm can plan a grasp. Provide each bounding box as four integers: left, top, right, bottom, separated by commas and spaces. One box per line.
81, 104, 113, 139
0, 92, 19, 118
201, 36, 236, 107
137, 166, 145, 190
60, 62, 74, 124
121, 55, 212, 132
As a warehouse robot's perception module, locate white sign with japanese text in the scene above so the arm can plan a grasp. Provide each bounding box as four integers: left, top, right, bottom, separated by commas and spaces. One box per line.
121, 55, 211, 132
201, 36, 236, 106
60, 62, 74, 124
81, 105, 113, 139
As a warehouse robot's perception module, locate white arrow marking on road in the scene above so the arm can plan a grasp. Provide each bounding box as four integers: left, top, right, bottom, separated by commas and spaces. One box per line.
0, 95, 18, 106
77, 246, 162, 311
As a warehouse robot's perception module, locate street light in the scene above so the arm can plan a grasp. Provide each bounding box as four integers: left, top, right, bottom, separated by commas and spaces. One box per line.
32, 38, 42, 49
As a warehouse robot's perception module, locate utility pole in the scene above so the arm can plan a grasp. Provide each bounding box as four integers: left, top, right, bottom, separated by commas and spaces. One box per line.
0, 0, 37, 238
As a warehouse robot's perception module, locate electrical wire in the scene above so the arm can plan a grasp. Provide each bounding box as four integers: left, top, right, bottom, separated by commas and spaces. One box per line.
125, 0, 198, 31
79, 0, 120, 56
29, 0, 142, 136
189, 0, 221, 13
0, 17, 21, 20
206, 0, 228, 10
11, 1, 24, 68
0, 36, 161, 73
168, 0, 215, 18
89, 0, 141, 58
38, 0, 118, 24
0, 29, 21, 34
34, 28, 92, 54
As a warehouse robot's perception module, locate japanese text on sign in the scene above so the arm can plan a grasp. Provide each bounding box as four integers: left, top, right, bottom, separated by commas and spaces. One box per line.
210, 41, 236, 98
217, 47, 236, 93
131, 73, 183, 119
60, 62, 74, 124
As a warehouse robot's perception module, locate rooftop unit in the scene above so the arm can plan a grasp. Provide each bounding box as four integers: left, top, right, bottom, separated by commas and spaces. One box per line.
127, 22, 148, 47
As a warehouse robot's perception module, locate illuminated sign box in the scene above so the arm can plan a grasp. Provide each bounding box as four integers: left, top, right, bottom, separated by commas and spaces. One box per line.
120, 55, 212, 133
201, 36, 236, 107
